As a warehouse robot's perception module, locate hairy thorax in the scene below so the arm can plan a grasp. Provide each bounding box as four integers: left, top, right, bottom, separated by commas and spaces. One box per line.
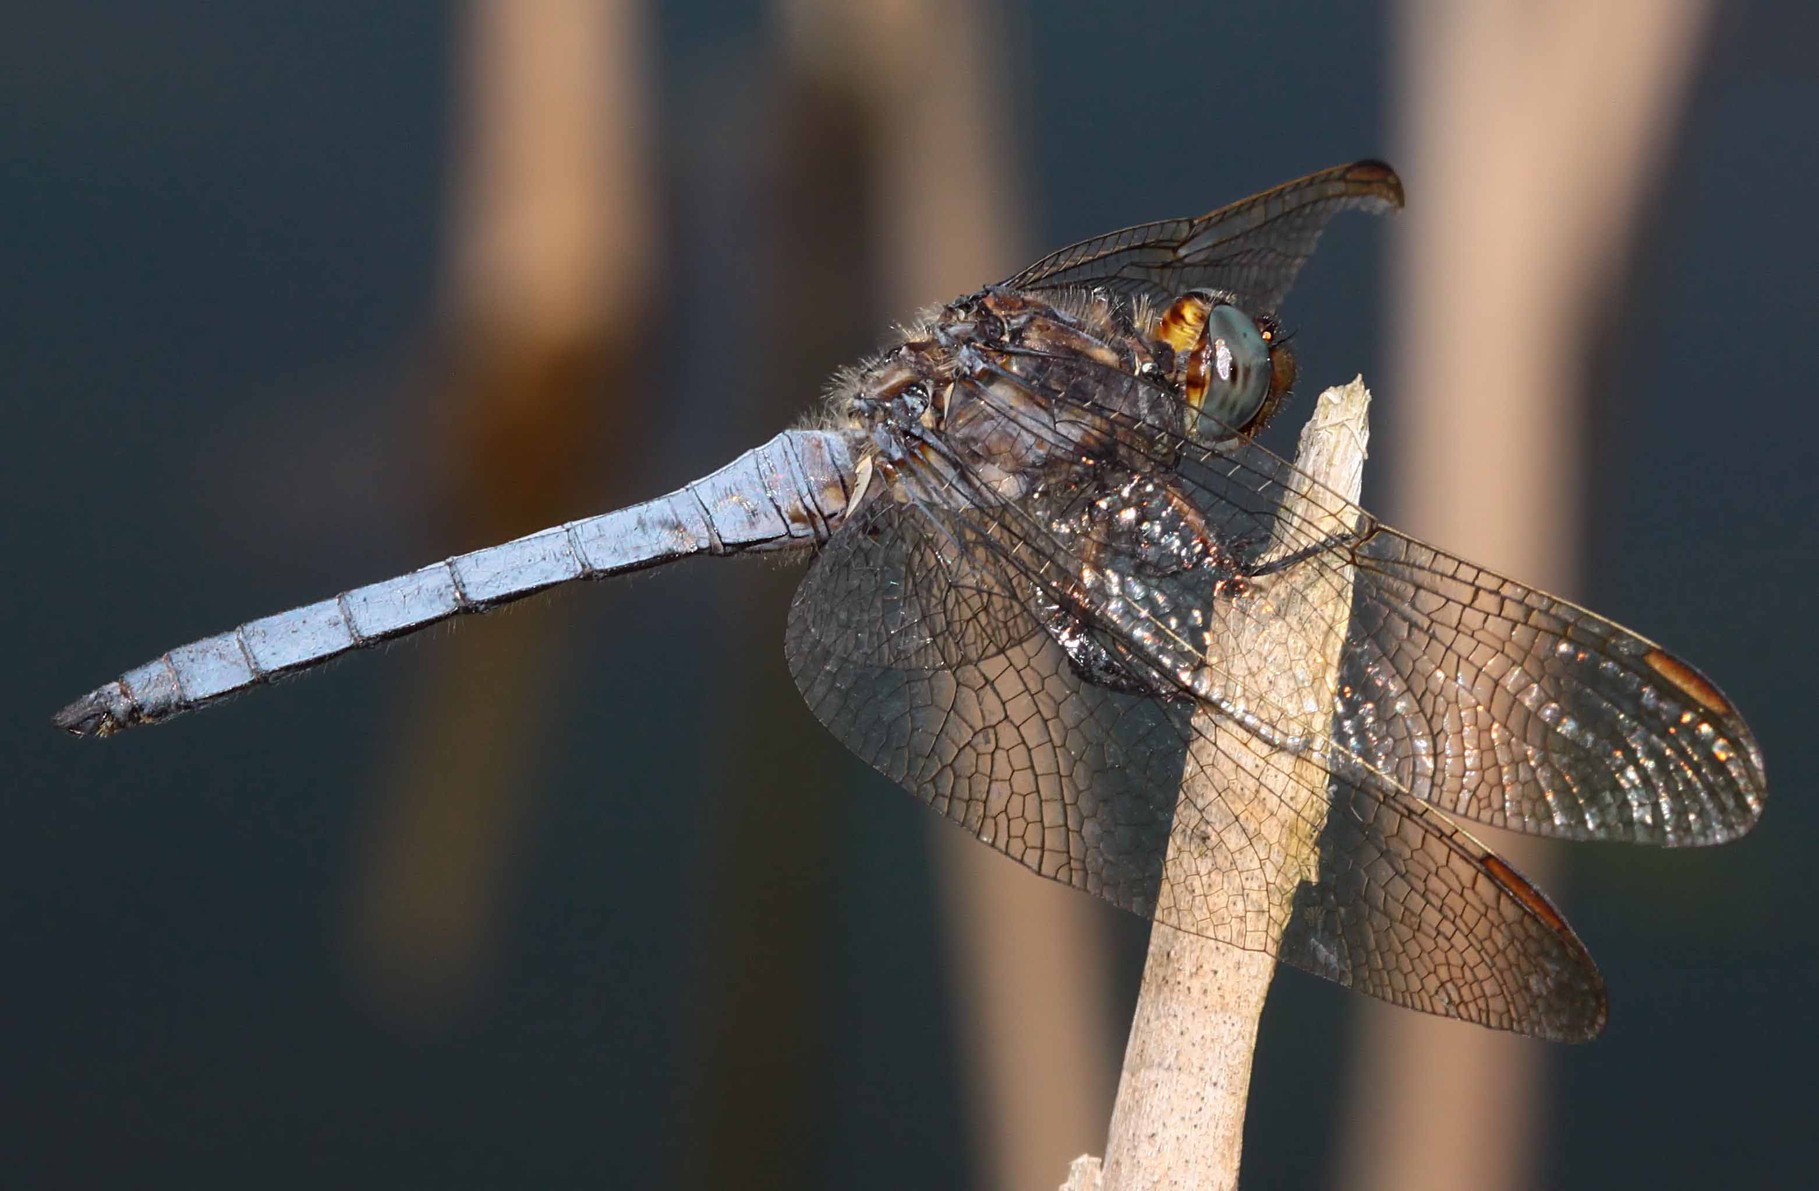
833, 288, 1176, 500
829, 288, 1269, 702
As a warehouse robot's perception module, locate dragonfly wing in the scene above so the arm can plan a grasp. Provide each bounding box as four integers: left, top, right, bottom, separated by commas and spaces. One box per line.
787, 470, 1605, 1037
1001, 160, 1404, 313
786, 493, 1188, 914
1338, 529, 1764, 845
1281, 753, 1606, 1040
974, 346, 1765, 845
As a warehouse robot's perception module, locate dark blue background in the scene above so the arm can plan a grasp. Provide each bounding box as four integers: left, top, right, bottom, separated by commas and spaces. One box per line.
7, 3, 1814, 1186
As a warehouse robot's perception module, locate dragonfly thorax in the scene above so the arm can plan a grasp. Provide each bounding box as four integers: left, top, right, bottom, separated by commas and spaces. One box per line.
839, 287, 1212, 514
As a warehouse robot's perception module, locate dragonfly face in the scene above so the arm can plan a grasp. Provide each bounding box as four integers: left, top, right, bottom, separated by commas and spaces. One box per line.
59, 161, 1764, 1042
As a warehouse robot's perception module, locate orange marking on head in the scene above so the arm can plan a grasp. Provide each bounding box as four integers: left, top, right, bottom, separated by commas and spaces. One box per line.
1152, 295, 1215, 420
1643, 649, 1734, 717
1482, 853, 1571, 935
1154, 294, 1210, 357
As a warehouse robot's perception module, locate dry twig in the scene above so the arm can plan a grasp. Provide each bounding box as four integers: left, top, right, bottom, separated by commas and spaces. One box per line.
1066, 377, 1372, 1190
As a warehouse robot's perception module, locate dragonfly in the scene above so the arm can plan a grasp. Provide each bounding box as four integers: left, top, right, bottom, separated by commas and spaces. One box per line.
56, 161, 1764, 1042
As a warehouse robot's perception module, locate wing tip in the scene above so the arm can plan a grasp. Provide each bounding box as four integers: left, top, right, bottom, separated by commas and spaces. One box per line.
1479, 850, 1609, 1041
1344, 159, 1406, 211
1549, 990, 1610, 1044
1634, 647, 1768, 841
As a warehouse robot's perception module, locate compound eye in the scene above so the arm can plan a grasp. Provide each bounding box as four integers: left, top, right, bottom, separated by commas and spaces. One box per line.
1194, 304, 1272, 434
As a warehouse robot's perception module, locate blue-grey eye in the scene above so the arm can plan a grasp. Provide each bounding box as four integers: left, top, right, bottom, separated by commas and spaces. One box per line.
1194, 304, 1272, 433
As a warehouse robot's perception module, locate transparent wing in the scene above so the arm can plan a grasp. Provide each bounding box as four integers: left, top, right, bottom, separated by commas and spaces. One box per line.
786, 480, 1605, 1039
787, 494, 1186, 912
1280, 760, 1605, 1040
970, 346, 1765, 846
1000, 160, 1405, 313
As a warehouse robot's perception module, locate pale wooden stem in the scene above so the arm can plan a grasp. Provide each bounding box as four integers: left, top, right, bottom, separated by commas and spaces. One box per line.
1066, 378, 1372, 1191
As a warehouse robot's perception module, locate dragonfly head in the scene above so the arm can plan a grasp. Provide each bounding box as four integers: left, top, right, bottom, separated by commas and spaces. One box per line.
1153, 291, 1294, 439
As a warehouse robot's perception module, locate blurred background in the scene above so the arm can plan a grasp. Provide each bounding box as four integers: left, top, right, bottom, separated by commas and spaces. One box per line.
5, 1, 1814, 1187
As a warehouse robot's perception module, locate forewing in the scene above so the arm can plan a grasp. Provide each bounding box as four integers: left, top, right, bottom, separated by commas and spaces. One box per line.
1000, 160, 1404, 313
976, 346, 1765, 845
1338, 530, 1763, 844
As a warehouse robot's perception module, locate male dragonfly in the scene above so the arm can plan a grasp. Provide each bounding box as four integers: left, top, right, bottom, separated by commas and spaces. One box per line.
58, 162, 1764, 1041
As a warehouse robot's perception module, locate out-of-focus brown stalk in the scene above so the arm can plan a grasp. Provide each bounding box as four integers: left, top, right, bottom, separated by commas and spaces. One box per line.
1340, 3, 1712, 1188
342, 0, 653, 1029
689, 5, 1111, 1186
779, 1, 1122, 1185
681, 14, 874, 1188
844, 2, 1122, 1188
